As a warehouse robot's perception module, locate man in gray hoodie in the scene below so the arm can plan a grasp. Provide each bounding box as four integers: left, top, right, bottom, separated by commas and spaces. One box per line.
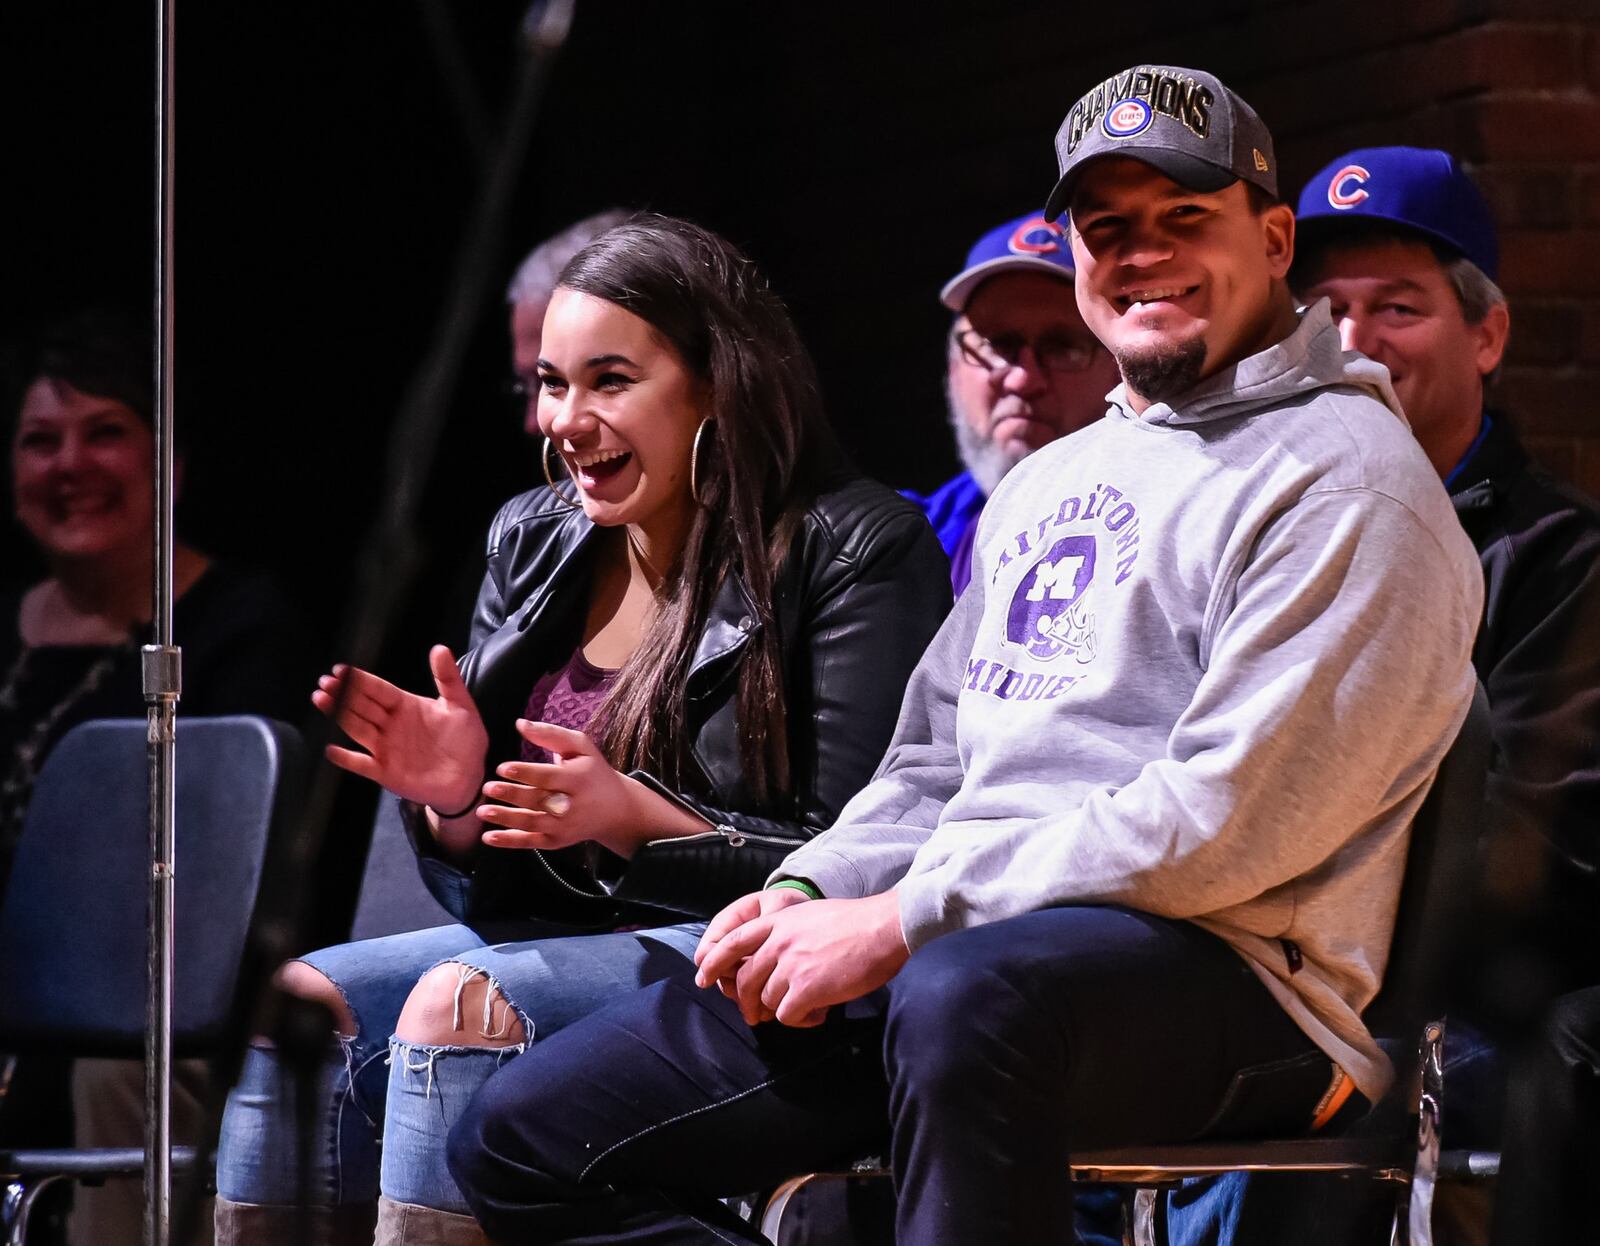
446, 67, 1483, 1246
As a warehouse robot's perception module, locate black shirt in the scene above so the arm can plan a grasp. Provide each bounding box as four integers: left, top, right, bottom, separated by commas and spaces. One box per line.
0, 563, 315, 886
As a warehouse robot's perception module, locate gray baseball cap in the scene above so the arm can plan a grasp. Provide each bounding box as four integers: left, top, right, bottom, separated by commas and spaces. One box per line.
1043, 65, 1277, 222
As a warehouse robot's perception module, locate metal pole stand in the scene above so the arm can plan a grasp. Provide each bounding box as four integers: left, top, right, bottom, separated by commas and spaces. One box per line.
144, 0, 179, 1237
142, 647, 180, 1246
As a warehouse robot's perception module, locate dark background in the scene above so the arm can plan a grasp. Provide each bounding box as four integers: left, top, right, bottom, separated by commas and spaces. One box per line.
0, 0, 1061, 671
4, 0, 1599, 683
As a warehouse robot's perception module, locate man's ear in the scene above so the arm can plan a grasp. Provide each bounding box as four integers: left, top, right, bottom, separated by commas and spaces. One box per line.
1262, 203, 1295, 281
1473, 302, 1511, 378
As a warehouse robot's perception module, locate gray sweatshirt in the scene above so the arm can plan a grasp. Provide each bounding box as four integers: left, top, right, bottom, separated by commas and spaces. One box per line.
778, 303, 1482, 1101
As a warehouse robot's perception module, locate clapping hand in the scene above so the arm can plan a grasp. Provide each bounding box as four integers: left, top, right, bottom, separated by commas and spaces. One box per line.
313, 644, 489, 815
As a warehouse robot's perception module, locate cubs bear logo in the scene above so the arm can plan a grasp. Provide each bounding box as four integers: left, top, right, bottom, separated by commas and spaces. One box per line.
1102, 98, 1153, 140
1006, 535, 1098, 662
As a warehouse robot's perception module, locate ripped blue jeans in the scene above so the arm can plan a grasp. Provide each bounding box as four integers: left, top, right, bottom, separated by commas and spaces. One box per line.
214, 919, 706, 1214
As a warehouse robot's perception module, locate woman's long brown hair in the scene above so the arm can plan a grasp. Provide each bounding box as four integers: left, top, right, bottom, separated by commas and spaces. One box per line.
556, 216, 842, 803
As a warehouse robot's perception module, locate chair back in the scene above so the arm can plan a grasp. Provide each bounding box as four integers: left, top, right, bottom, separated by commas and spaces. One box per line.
0, 715, 304, 1054
1365, 683, 1493, 1041
348, 792, 455, 941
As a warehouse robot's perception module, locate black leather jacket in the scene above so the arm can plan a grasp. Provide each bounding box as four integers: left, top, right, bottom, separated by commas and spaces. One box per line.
411, 474, 952, 925
1451, 412, 1600, 987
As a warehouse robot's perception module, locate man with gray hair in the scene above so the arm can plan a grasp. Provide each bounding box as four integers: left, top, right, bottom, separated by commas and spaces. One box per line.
1291, 148, 1600, 936
506, 208, 632, 436
907, 211, 1119, 593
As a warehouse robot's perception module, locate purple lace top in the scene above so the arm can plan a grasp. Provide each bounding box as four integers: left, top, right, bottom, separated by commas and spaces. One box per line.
520, 647, 618, 763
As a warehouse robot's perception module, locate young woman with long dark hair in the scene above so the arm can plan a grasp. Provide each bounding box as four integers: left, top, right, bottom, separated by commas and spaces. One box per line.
212, 216, 950, 1246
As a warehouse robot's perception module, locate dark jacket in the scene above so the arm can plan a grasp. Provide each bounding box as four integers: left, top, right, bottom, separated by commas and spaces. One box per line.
411, 475, 952, 926
1451, 413, 1600, 987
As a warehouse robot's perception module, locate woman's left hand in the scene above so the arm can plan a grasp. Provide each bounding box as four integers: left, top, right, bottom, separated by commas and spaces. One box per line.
477, 719, 639, 855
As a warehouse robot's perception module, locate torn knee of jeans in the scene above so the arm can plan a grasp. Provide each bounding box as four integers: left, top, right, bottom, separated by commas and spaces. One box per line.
451, 963, 530, 1041
395, 1040, 442, 1100
338, 1031, 363, 1084
400, 960, 532, 1046
390, 1037, 530, 1100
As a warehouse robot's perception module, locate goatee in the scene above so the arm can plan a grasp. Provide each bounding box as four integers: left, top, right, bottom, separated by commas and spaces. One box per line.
1116, 339, 1206, 406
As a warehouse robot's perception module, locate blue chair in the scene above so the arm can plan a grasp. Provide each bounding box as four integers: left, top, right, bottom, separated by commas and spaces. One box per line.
0, 715, 305, 1244
348, 793, 455, 942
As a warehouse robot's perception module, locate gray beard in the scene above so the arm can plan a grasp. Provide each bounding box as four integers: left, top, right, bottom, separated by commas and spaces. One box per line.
1116, 338, 1206, 406
945, 376, 1025, 496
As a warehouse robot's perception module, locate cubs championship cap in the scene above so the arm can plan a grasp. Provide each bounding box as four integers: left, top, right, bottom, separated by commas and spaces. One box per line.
939, 212, 1075, 311
1044, 65, 1277, 222
1294, 146, 1499, 280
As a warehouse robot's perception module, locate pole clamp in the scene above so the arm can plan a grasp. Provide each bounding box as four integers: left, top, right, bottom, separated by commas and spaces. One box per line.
141, 644, 183, 702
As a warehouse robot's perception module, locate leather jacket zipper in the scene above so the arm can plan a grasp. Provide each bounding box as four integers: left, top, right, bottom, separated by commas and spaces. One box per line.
713, 824, 799, 849
531, 847, 609, 899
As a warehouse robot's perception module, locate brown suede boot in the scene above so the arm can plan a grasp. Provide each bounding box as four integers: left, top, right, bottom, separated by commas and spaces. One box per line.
374, 1196, 496, 1246
214, 1194, 379, 1246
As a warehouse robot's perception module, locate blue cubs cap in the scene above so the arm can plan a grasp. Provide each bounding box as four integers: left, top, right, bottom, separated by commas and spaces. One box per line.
940, 212, 1075, 311
1294, 146, 1499, 280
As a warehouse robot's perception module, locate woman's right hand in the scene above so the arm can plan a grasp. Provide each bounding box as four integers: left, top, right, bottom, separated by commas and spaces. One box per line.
312, 644, 490, 815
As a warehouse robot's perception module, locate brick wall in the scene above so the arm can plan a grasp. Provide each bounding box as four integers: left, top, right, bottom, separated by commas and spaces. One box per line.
1074, 1, 1600, 493
1231, 1, 1600, 495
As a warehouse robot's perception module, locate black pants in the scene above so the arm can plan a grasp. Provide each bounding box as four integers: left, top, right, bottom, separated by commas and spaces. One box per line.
1491, 984, 1600, 1245
448, 906, 1335, 1245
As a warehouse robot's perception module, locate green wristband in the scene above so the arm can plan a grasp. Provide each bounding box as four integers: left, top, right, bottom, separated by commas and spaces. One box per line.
769, 878, 822, 900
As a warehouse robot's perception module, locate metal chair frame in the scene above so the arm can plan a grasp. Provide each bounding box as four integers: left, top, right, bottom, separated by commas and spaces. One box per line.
0, 1148, 200, 1246
759, 688, 1499, 1246
1063, 1019, 1505, 1246
760, 1019, 1500, 1246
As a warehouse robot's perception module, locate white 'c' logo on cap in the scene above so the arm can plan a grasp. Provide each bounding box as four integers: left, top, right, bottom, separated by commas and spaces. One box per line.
1328, 165, 1371, 210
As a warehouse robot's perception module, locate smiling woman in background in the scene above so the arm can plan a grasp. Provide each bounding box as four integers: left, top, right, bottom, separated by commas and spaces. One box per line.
1, 309, 313, 882
0, 309, 314, 1245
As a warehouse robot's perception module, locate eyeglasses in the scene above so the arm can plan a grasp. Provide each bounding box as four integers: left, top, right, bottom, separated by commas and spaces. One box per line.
955, 328, 1103, 375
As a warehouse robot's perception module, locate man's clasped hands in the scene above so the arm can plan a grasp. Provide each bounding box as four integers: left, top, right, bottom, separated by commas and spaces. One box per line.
692, 887, 911, 1028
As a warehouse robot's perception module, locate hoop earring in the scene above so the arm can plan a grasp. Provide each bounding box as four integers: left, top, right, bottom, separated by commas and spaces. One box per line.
542, 438, 582, 509
690, 419, 716, 508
